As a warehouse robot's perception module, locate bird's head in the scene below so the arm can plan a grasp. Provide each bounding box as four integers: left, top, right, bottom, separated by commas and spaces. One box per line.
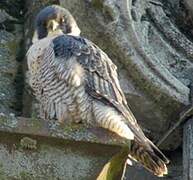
33, 5, 81, 42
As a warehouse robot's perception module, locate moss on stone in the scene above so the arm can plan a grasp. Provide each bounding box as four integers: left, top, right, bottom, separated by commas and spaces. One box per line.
29, 117, 42, 132
6, 40, 18, 56
0, 115, 8, 125
0, 113, 17, 128
20, 137, 37, 150
91, 0, 104, 10
18, 171, 35, 180
0, 164, 6, 180
62, 123, 85, 133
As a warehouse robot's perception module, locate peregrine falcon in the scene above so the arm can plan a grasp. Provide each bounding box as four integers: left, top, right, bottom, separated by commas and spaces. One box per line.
27, 5, 169, 177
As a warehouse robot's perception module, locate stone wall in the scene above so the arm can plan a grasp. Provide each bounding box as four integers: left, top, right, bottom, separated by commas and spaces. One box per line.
0, 0, 190, 179
0, 1, 24, 114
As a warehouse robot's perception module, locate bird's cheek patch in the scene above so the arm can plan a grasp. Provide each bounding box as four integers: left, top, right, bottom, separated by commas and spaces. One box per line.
32, 31, 38, 44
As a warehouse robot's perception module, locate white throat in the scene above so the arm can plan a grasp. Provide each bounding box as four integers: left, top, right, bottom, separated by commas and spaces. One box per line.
48, 29, 63, 36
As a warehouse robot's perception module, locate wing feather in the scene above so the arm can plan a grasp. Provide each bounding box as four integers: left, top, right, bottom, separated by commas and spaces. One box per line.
50, 35, 148, 143
38, 34, 169, 168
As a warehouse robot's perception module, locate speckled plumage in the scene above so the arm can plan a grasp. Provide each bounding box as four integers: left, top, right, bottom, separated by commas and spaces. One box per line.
27, 34, 134, 139
27, 5, 169, 177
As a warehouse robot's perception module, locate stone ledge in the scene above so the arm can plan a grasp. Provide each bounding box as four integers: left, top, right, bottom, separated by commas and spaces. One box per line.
0, 113, 131, 179
0, 113, 129, 147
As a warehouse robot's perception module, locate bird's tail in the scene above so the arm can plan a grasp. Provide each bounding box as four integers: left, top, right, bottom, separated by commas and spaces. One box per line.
130, 139, 169, 177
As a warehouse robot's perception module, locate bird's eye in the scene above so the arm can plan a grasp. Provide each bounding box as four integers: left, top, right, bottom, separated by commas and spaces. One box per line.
61, 18, 65, 23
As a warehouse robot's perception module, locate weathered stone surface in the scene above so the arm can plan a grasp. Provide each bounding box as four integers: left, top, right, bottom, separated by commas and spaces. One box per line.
0, 4, 22, 114
1, 0, 191, 179
183, 118, 193, 180
0, 30, 16, 113
0, 132, 120, 179
0, 114, 125, 179
184, 0, 193, 20
0, 115, 181, 180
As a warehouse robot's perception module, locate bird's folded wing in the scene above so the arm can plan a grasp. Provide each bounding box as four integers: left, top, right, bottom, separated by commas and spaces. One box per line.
47, 35, 148, 144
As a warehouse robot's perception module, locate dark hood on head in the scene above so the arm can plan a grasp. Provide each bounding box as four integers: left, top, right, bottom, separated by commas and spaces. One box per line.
35, 5, 80, 39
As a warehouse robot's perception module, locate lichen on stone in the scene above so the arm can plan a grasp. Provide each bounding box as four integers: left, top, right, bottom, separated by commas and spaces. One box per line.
20, 137, 37, 150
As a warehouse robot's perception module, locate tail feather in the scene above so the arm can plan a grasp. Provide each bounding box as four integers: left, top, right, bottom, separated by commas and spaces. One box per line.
148, 139, 169, 164
130, 140, 169, 177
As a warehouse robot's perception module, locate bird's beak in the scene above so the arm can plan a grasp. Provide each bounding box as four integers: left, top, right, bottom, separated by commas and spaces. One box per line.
47, 19, 59, 32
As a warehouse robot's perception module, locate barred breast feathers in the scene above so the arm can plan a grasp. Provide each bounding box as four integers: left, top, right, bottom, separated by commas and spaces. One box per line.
27, 38, 52, 75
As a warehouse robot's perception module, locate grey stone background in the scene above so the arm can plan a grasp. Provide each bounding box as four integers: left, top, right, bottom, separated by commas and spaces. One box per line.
1, 0, 193, 179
